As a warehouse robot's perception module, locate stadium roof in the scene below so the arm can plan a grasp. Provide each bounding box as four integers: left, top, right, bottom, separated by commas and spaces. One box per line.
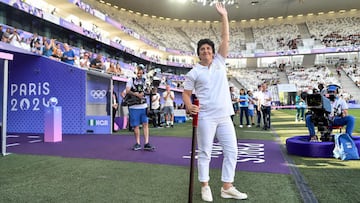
102, 0, 360, 21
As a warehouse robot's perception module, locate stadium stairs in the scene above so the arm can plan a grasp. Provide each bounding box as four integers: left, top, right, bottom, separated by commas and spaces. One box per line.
229, 77, 245, 90
329, 66, 360, 103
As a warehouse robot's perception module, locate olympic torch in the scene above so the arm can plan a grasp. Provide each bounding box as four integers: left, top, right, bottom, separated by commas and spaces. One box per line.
188, 98, 199, 203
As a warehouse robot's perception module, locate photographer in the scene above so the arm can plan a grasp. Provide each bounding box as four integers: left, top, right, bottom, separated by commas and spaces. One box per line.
306, 85, 355, 142
125, 65, 154, 151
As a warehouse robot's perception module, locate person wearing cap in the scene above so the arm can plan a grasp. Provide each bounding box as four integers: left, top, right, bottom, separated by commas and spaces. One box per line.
306, 85, 355, 142
125, 65, 154, 151
182, 3, 247, 202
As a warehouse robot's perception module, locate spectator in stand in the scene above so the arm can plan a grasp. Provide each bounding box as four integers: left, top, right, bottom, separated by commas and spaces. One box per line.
50, 43, 62, 58
0, 25, 3, 41
9, 28, 22, 48
162, 84, 175, 128
79, 52, 91, 69
115, 63, 123, 75
50, 43, 62, 61
103, 58, 111, 70
31, 39, 42, 55
106, 62, 119, 74
42, 38, 55, 57
2, 28, 11, 43
61, 43, 76, 65
30, 33, 41, 48
90, 53, 104, 70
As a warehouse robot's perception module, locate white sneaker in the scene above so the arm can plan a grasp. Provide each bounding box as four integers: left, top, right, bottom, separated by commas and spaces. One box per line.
247, 125, 251, 128
201, 186, 213, 202
239, 125, 243, 128
221, 186, 247, 200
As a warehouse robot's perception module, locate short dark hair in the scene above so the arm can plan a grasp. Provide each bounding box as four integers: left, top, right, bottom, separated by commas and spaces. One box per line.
197, 39, 215, 56
137, 64, 145, 72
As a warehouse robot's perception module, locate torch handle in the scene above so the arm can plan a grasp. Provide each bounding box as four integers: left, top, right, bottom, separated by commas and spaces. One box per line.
192, 99, 199, 127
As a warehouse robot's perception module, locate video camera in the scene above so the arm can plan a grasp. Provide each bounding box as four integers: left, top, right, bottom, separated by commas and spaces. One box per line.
305, 93, 334, 141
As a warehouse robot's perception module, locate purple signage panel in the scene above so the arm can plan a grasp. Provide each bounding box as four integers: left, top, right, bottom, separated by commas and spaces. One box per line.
311, 47, 337, 54
109, 41, 125, 51
5, 49, 86, 134
60, 18, 84, 35
85, 116, 110, 134
0, 0, 11, 5
106, 17, 125, 31
86, 76, 109, 104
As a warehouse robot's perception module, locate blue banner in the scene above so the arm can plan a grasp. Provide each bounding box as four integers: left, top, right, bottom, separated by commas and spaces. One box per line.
86, 75, 109, 104
5, 48, 86, 134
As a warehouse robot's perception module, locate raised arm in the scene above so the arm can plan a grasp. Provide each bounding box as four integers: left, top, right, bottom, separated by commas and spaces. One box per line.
215, 2, 229, 58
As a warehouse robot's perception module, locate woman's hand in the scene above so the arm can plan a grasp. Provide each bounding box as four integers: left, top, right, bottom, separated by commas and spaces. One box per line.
186, 104, 199, 115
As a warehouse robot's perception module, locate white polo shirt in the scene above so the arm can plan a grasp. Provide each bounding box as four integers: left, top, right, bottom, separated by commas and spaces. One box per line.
184, 54, 234, 119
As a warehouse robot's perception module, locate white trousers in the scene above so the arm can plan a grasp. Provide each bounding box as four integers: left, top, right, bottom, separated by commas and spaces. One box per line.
197, 116, 238, 183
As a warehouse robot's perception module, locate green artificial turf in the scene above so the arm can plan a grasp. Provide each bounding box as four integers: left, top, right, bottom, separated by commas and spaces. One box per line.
1, 109, 359, 202
275, 109, 360, 203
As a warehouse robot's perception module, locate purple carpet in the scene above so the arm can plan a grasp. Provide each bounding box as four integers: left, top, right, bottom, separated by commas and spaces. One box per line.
7, 134, 290, 174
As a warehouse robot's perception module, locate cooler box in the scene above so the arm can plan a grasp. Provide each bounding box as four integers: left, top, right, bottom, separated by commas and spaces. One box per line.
174, 109, 187, 123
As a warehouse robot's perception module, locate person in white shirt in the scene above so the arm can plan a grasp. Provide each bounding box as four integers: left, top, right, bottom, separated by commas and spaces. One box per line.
80, 52, 91, 69
258, 82, 272, 130
150, 87, 162, 128
162, 84, 175, 128
182, 3, 247, 202
9, 29, 22, 49
252, 84, 262, 128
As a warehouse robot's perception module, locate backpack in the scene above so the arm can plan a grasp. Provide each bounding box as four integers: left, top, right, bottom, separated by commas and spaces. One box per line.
333, 133, 360, 160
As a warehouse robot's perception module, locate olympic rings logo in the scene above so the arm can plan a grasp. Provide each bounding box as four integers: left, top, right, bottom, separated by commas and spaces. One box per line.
90, 90, 107, 99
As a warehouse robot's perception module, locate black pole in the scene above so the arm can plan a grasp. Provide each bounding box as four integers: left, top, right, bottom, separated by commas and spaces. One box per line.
188, 98, 199, 203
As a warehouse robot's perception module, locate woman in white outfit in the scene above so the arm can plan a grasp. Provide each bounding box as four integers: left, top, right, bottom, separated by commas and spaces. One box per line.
182, 3, 248, 202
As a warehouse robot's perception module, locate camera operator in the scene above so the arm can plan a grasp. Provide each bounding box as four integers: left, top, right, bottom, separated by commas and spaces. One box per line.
306, 85, 355, 142
125, 65, 154, 151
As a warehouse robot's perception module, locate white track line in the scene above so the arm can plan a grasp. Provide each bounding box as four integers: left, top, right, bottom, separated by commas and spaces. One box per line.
28, 135, 41, 138
29, 140, 42, 143
6, 143, 20, 147
243, 130, 273, 133
7, 135, 19, 138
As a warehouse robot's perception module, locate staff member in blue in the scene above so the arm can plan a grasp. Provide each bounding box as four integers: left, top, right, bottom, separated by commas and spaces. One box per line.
295, 91, 306, 122
182, 3, 247, 202
238, 88, 251, 128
